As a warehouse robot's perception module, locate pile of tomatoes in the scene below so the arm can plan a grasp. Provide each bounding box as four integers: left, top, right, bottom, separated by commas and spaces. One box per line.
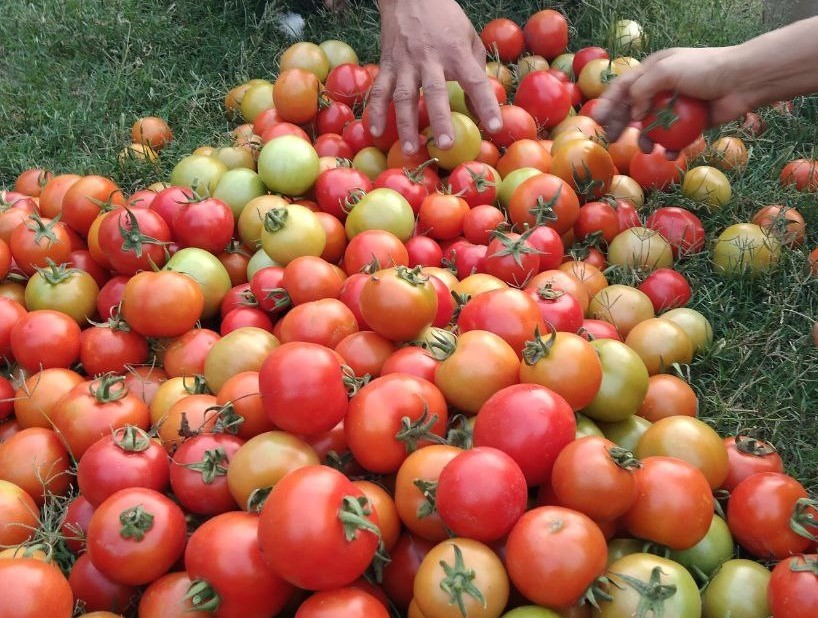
0, 6, 817, 618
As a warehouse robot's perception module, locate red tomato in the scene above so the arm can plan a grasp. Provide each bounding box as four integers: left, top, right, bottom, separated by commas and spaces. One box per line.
98, 207, 172, 274
484, 105, 537, 149
572, 46, 609, 76
121, 271, 204, 338
342, 229, 409, 275
86, 487, 187, 585
768, 554, 818, 618
416, 193, 470, 241
630, 145, 687, 191
779, 158, 818, 192
508, 173, 580, 235
525, 283, 584, 332
514, 71, 572, 129
381, 346, 440, 382
482, 230, 541, 286
463, 205, 506, 245
172, 197, 234, 255
316, 101, 356, 135
721, 433, 784, 491
169, 432, 243, 515
574, 200, 620, 245
79, 318, 150, 376
637, 268, 692, 312
457, 287, 545, 357
506, 506, 608, 608
405, 235, 443, 268
359, 266, 438, 342
60, 495, 95, 554
382, 533, 436, 612
0, 559, 74, 618
481, 18, 525, 62
315, 167, 373, 223
258, 465, 381, 590
523, 10, 568, 60
295, 587, 389, 618
642, 92, 709, 151
326, 63, 373, 108
727, 472, 818, 559
138, 571, 212, 618
472, 383, 575, 486
68, 552, 136, 614
10, 309, 80, 372
644, 206, 705, 256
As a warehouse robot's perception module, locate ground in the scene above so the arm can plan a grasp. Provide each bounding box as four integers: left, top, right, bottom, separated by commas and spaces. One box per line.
0, 0, 816, 491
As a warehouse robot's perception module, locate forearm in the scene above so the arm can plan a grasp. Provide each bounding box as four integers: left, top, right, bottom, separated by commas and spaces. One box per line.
728, 16, 818, 107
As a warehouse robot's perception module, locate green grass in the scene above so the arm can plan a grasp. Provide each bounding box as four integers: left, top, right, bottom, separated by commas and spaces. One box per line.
0, 0, 817, 505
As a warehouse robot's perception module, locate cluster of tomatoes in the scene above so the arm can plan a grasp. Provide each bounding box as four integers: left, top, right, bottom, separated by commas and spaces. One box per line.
1, 6, 818, 618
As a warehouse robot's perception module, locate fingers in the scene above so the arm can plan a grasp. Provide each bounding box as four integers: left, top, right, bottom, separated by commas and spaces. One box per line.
594, 69, 641, 143
421, 63, 455, 149
637, 132, 654, 154
458, 57, 502, 133
368, 62, 396, 138
392, 69, 421, 154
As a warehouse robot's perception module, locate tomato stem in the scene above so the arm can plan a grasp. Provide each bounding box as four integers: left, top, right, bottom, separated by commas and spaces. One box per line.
438, 544, 487, 618
612, 566, 677, 618
183, 447, 229, 484
185, 580, 221, 612
112, 425, 152, 453
89, 374, 129, 403
394, 405, 447, 453
790, 498, 818, 542
118, 505, 154, 541
414, 479, 438, 520
338, 495, 382, 542
522, 324, 558, 365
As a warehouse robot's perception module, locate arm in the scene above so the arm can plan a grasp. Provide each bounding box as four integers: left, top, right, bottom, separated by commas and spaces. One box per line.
367, 0, 502, 154
594, 16, 818, 145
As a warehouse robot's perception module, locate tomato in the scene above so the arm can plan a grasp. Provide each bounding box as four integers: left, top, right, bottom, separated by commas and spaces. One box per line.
514, 71, 571, 129
588, 284, 655, 340
458, 287, 545, 357
574, 200, 620, 246
0, 480, 39, 547
277, 298, 358, 348
751, 203, 806, 247
316, 100, 355, 134
668, 513, 733, 582
636, 374, 698, 422
138, 571, 212, 618
24, 262, 98, 324
624, 317, 694, 376
61, 175, 125, 236
325, 63, 373, 108
727, 472, 818, 559
10, 309, 81, 372
721, 433, 784, 491
0, 558, 74, 618
713, 223, 781, 276
68, 553, 137, 613
359, 266, 438, 342
86, 487, 187, 585
381, 345, 440, 382
9, 213, 73, 277
768, 554, 818, 618
97, 206, 171, 274
258, 135, 320, 196
780, 158, 818, 192
436, 447, 528, 542
482, 230, 541, 286
121, 270, 204, 338
485, 105, 537, 149
572, 46, 609, 76
508, 173, 579, 234
630, 145, 686, 191
295, 588, 389, 618
525, 284, 583, 333
260, 203, 326, 265
642, 92, 708, 151
171, 196, 234, 255
416, 194, 469, 241
414, 538, 509, 618
170, 153, 228, 196
345, 187, 415, 242
424, 112, 482, 171
596, 553, 701, 618
258, 465, 381, 590
608, 227, 674, 272
523, 10, 567, 59
507, 506, 607, 608
701, 558, 771, 618
273, 68, 320, 124
625, 456, 714, 549
481, 18, 525, 62
185, 511, 294, 617
681, 165, 732, 208
637, 268, 692, 313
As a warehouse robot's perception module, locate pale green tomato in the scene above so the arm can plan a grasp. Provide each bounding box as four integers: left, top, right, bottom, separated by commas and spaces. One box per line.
670, 514, 734, 580
257, 135, 320, 197
575, 413, 604, 439
319, 39, 358, 68
213, 168, 268, 219
425, 112, 482, 171
682, 165, 732, 208
597, 415, 652, 452
239, 81, 274, 123
170, 154, 228, 197
24, 266, 99, 324
701, 559, 771, 618
502, 607, 562, 618
607, 227, 674, 271
609, 19, 647, 54
712, 223, 781, 276
446, 81, 475, 119
247, 248, 280, 280
260, 203, 326, 265
497, 167, 541, 206
352, 146, 388, 181
581, 338, 650, 423
164, 247, 232, 320
550, 53, 575, 79
659, 307, 713, 355
345, 187, 415, 242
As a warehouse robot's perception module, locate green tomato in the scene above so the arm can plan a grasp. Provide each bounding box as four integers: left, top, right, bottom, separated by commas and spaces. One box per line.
681, 165, 732, 209
170, 154, 228, 197
352, 146, 388, 181
318, 39, 359, 69
597, 415, 652, 453
260, 203, 326, 266
164, 247, 232, 320
575, 413, 604, 439
550, 53, 575, 79
239, 81, 274, 123
502, 607, 562, 618
659, 307, 713, 355
257, 135, 320, 197
24, 265, 99, 324
425, 112, 482, 171
345, 187, 415, 242
670, 514, 734, 580
446, 81, 475, 119
701, 559, 771, 618
607, 227, 674, 271
247, 248, 279, 281
606, 538, 646, 567
213, 168, 268, 219
609, 19, 647, 54
498, 167, 542, 205
596, 554, 701, 618
712, 223, 781, 276
581, 339, 650, 422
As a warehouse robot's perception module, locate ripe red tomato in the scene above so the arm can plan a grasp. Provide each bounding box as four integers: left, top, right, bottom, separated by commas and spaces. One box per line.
514, 71, 572, 129
768, 554, 818, 618
644, 206, 705, 256
572, 46, 610, 76
637, 268, 692, 312
86, 487, 187, 585
316, 101, 355, 135
481, 18, 525, 62
258, 465, 381, 590
98, 207, 172, 274
68, 552, 136, 614
9, 309, 81, 372
121, 270, 205, 338
458, 287, 545, 357
721, 433, 784, 491
437, 446, 528, 542
0, 558, 74, 618
463, 205, 505, 245
381, 346, 440, 382
416, 193, 470, 241
79, 319, 150, 376
506, 506, 608, 608
630, 145, 687, 190
295, 587, 390, 618
727, 472, 818, 559
472, 383, 575, 486
523, 10, 568, 60
325, 63, 373, 108
482, 230, 541, 286
172, 196, 234, 254
642, 92, 709, 151
779, 158, 818, 192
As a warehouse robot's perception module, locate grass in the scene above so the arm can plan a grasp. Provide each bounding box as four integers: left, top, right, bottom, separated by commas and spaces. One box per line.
0, 0, 816, 507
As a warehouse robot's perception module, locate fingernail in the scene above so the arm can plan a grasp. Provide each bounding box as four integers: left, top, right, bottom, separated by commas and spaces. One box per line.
487, 117, 502, 132
370, 125, 382, 137
403, 141, 417, 154
437, 134, 453, 149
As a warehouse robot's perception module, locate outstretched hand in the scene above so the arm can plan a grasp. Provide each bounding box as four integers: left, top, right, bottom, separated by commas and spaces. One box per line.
368, 0, 502, 155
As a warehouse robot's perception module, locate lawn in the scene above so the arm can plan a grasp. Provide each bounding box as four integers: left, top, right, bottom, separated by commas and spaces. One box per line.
1, 0, 817, 495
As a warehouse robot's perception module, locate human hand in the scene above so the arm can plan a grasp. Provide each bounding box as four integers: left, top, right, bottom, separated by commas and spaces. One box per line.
593, 46, 751, 150
368, 0, 502, 155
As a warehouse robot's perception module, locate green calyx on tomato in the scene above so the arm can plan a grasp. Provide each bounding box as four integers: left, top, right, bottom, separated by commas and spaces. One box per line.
789, 555, 818, 575
424, 328, 460, 361
185, 579, 222, 612
530, 189, 563, 226
613, 566, 678, 617
112, 425, 152, 453
790, 498, 818, 542
26, 211, 61, 246
118, 504, 155, 541
89, 374, 129, 404
395, 405, 449, 453
33, 259, 76, 285
394, 264, 431, 287
211, 401, 245, 435
414, 478, 440, 519
440, 543, 488, 618
488, 228, 541, 266
338, 495, 382, 541
118, 208, 169, 260
522, 324, 559, 365
182, 447, 229, 484
609, 446, 642, 471
734, 431, 778, 457
263, 207, 289, 233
